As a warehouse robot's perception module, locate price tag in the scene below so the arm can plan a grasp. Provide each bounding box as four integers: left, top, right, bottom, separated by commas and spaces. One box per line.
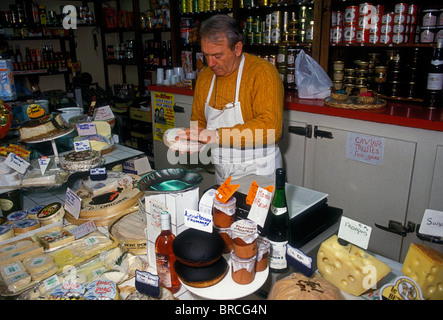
38, 156, 50, 175
135, 270, 160, 298
286, 244, 313, 277
76, 122, 96, 136
184, 209, 213, 233
64, 187, 82, 219
248, 186, 273, 227
338, 216, 372, 249
69, 220, 97, 239
419, 209, 443, 238
74, 140, 91, 152
5, 152, 30, 174
215, 176, 239, 204
94, 105, 114, 121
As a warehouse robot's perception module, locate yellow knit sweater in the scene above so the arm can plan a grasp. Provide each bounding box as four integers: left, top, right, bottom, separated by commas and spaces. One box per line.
190, 52, 284, 148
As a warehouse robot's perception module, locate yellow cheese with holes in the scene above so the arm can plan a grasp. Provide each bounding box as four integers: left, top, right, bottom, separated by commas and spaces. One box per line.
317, 235, 391, 296
401, 243, 443, 300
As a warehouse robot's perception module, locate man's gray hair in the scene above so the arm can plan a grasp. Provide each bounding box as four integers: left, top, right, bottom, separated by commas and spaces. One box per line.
199, 14, 244, 50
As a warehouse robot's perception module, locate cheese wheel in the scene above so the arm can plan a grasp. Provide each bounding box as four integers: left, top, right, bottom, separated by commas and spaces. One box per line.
27, 205, 45, 219
23, 254, 56, 274
6, 210, 28, 223
83, 279, 119, 300
0, 225, 14, 241
37, 202, 65, 226
12, 218, 40, 234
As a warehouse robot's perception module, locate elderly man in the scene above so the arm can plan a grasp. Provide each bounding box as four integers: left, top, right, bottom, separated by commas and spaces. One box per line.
185, 14, 284, 183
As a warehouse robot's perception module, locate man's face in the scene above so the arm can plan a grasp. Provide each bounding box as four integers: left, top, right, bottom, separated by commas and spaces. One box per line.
201, 34, 242, 77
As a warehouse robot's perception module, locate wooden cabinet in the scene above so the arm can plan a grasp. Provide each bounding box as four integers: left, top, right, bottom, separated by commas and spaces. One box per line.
283, 108, 443, 261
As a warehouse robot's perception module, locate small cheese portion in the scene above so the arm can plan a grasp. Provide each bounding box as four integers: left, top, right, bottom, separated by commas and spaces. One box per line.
317, 235, 392, 296
93, 121, 111, 138
401, 243, 443, 300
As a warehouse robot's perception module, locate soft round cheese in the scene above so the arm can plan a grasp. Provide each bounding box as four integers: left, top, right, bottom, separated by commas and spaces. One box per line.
83, 279, 119, 300
37, 202, 64, 225
6, 210, 28, 222
12, 219, 40, 234
0, 225, 14, 241
27, 205, 45, 219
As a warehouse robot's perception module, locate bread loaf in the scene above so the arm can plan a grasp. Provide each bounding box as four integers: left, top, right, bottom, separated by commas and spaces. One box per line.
268, 272, 345, 300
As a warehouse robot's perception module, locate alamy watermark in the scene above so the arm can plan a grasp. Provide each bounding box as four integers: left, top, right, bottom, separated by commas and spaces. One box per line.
62, 5, 78, 30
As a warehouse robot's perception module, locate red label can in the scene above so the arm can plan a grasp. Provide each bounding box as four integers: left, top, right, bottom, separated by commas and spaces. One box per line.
343, 25, 357, 43
394, 3, 408, 14
345, 6, 359, 25
330, 26, 343, 43
357, 28, 370, 43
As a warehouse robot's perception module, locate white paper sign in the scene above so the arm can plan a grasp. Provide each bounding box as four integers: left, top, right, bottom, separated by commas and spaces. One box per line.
69, 220, 97, 239
74, 140, 91, 152
338, 216, 372, 249
184, 209, 213, 233
247, 187, 272, 227
5, 152, 30, 174
419, 209, 443, 238
346, 132, 385, 165
94, 105, 114, 121
76, 123, 96, 136
38, 156, 50, 175
64, 187, 82, 219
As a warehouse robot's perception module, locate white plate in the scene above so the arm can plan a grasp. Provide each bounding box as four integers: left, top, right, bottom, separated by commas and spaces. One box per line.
181, 255, 269, 300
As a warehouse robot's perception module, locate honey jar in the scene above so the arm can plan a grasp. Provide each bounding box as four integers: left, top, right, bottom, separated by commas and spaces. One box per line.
213, 196, 236, 228
230, 219, 258, 259
231, 252, 257, 285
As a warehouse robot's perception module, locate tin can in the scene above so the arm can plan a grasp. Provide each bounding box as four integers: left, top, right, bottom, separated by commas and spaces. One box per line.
380, 33, 392, 44
357, 28, 370, 43
343, 25, 357, 43
277, 46, 288, 67
393, 23, 406, 33
408, 4, 418, 15
368, 33, 380, 43
331, 11, 339, 27
420, 27, 436, 43
359, 3, 373, 16
422, 9, 439, 27
271, 11, 281, 27
271, 28, 281, 43
394, 13, 406, 24
392, 32, 405, 44
330, 26, 343, 43
344, 6, 359, 25
382, 13, 394, 24
299, 6, 307, 20
359, 15, 371, 30
253, 16, 262, 32
394, 3, 408, 14
381, 23, 393, 34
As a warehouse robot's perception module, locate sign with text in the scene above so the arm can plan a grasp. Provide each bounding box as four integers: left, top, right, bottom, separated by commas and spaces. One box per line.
346, 132, 385, 165
64, 187, 82, 219
338, 216, 372, 249
5, 152, 30, 174
76, 123, 97, 136
184, 209, 212, 233
94, 105, 114, 121
419, 209, 443, 238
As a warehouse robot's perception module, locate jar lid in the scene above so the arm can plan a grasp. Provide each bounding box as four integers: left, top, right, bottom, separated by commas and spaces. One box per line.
230, 219, 258, 243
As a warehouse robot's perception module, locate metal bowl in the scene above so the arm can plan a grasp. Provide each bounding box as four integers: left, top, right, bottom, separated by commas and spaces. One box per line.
137, 168, 203, 193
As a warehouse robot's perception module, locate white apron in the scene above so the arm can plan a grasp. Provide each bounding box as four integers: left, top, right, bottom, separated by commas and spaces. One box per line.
204, 54, 282, 184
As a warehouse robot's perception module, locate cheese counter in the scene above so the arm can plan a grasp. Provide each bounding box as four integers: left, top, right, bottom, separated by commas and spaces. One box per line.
147, 85, 443, 132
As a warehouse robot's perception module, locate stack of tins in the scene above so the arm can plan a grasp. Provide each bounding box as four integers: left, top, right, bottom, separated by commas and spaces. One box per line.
330, 2, 420, 45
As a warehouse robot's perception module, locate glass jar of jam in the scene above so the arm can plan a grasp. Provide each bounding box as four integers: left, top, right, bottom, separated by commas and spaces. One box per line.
230, 219, 258, 259
213, 196, 236, 228
256, 237, 270, 272
231, 252, 257, 285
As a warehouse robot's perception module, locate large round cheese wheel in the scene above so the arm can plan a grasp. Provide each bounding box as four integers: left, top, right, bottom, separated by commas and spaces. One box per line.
172, 228, 225, 267
174, 256, 228, 288
268, 272, 345, 300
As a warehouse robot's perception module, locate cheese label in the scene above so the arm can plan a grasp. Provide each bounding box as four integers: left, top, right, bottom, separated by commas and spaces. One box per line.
338, 216, 372, 249
74, 140, 91, 152
38, 156, 50, 175
5, 152, 30, 174
76, 123, 97, 136
380, 276, 424, 300
135, 270, 160, 298
64, 187, 82, 219
184, 209, 212, 233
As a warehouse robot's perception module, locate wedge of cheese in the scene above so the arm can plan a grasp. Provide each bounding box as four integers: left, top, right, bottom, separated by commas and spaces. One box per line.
317, 235, 391, 296
401, 243, 443, 300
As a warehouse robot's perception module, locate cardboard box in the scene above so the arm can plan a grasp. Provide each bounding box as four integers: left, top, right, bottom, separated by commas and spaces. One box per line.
0, 59, 16, 101
123, 156, 151, 175
144, 187, 199, 266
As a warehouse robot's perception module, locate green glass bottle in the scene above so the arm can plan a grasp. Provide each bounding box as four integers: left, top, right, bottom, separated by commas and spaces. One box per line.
265, 168, 290, 273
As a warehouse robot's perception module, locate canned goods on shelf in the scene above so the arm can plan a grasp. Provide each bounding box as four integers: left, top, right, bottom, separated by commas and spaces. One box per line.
420, 27, 437, 43
343, 25, 357, 43
344, 6, 359, 25
394, 3, 408, 14
422, 9, 439, 27
330, 26, 343, 43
